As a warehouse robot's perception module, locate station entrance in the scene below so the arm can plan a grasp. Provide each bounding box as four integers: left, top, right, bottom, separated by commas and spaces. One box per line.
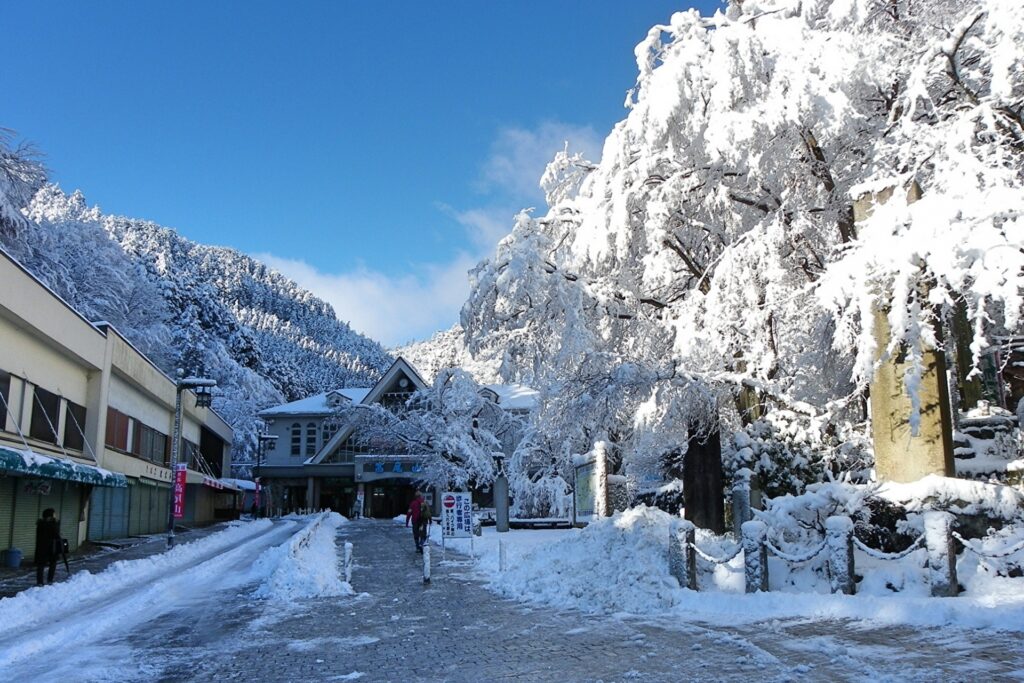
365, 479, 417, 519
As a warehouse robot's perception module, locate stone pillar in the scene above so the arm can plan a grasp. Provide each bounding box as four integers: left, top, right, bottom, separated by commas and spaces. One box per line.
593, 442, 610, 518
825, 516, 856, 595
742, 520, 769, 593
422, 543, 431, 584
306, 477, 315, 511
669, 517, 697, 590
731, 468, 752, 537
494, 473, 510, 533
924, 511, 959, 597
343, 541, 353, 584
856, 184, 955, 482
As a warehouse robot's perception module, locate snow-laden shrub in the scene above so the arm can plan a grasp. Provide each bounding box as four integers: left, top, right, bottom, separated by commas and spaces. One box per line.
725, 410, 873, 498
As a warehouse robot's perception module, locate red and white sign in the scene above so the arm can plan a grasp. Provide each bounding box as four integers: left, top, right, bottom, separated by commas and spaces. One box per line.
440, 491, 472, 539
173, 463, 187, 519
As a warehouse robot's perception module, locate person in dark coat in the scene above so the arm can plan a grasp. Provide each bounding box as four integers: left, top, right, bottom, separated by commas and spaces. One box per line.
35, 508, 62, 586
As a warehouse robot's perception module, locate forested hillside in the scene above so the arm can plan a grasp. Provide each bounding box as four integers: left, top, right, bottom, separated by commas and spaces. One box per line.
0, 141, 392, 464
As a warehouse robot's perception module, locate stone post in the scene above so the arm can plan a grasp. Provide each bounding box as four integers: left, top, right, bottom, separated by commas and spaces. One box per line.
593, 442, 611, 518
924, 511, 958, 597
856, 184, 955, 482
825, 516, 855, 595
343, 541, 353, 584
669, 517, 697, 590
742, 520, 769, 593
423, 543, 431, 585
494, 472, 510, 533
731, 468, 752, 537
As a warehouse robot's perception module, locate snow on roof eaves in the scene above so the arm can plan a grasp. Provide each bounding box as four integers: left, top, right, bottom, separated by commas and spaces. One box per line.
485, 384, 539, 410
258, 388, 372, 416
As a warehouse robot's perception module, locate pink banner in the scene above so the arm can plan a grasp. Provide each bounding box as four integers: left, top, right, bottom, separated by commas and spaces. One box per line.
173, 463, 187, 519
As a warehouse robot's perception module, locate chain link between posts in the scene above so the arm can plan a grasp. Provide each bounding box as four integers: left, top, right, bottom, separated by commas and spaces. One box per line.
952, 531, 1024, 559
852, 533, 925, 561
764, 537, 828, 564
690, 542, 743, 565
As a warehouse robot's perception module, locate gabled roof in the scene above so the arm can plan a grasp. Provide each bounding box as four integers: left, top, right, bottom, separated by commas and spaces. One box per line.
305, 357, 428, 465
258, 388, 372, 418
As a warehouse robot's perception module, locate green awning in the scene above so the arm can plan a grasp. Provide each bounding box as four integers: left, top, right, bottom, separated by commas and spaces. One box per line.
0, 446, 128, 488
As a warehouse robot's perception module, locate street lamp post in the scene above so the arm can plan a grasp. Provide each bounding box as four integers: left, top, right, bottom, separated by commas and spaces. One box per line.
167, 376, 217, 548
255, 432, 278, 518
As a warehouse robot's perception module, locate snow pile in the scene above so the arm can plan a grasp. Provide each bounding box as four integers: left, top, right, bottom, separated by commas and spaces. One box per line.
0, 519, 272, 635
876, 475, 1024, 521
251, 512, 352, 600
466, 504, 1024, 632
492, 506, 678, 613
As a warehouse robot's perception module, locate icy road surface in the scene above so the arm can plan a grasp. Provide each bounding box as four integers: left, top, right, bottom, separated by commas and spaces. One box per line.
2, 518, 1022, 682
0, 518, 301, 681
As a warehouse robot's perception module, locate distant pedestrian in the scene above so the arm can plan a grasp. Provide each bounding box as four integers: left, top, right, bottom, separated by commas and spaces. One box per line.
417, 498, 433, 552
34, 508, 62, 586
405, 491, 429, 552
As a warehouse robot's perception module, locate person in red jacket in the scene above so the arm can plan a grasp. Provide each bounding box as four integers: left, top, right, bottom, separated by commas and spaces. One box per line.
405, 491, 428, 553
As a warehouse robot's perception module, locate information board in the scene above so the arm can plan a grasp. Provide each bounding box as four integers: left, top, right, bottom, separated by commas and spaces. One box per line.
573, 458, 596, 525
440, 491, 473, 538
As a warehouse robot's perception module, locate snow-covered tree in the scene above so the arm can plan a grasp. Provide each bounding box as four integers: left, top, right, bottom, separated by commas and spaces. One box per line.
462, 0, 1024, 499
340, 369, 525, 490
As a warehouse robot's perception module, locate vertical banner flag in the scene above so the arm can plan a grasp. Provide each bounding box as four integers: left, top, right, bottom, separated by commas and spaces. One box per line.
173, 463, 188, 519
440, 491, 473, 538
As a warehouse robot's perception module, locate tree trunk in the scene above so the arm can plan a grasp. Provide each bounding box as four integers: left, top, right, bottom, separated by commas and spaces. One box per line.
682, 428, 725, 533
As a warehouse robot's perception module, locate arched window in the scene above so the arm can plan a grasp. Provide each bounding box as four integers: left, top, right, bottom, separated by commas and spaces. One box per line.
306, 422, 317, 456
290, 423, 301, 456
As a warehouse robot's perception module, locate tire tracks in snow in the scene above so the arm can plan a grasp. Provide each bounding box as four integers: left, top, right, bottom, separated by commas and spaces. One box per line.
0, 519, 301, 674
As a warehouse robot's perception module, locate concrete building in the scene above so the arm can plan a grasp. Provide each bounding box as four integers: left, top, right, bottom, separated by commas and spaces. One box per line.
0, 247, 235, 562
256, 358, 536, 518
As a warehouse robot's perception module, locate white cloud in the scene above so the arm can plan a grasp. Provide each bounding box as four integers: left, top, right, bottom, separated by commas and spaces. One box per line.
253, 252, 477, 348
478, 121, 603, 202
253, 121, 607, 348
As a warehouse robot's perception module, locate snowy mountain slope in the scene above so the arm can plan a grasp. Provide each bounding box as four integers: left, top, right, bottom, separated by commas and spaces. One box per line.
0, 180, 392, 464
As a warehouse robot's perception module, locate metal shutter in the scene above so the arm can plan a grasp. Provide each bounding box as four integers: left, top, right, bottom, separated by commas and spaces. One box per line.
11, 482, 40, 560
59, 484, 81, 551
110, 486, 129, 538
88, 486, 108, 541
128, 483, 144, 536
0, 478, 15, 552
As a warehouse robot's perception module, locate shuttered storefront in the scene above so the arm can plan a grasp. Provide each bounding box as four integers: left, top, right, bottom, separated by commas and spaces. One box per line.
128, 482, 145, 536
58, 483, 81, 551
88, 486, 130, 541
11, 482, 41, 559
0, 477, 15, 552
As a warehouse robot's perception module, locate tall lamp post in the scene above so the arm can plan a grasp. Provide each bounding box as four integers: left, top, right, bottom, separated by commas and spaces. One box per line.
255, 432, 278, 518
168, 376, 216, 548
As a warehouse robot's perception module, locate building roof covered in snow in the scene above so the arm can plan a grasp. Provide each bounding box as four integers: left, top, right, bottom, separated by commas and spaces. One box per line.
257, 388, 372, 417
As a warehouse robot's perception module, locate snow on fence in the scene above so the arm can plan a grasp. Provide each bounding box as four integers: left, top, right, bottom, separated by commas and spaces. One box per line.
670, 492, 1024, 598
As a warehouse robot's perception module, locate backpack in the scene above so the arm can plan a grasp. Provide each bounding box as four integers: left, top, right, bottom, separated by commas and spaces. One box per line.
419, 501, 432, 521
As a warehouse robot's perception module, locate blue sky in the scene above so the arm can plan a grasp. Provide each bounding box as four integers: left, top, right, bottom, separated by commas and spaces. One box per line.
2, 1, 722, 346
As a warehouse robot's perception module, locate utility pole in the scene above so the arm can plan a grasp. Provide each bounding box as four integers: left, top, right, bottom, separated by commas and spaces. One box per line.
167, 376, 217, 548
